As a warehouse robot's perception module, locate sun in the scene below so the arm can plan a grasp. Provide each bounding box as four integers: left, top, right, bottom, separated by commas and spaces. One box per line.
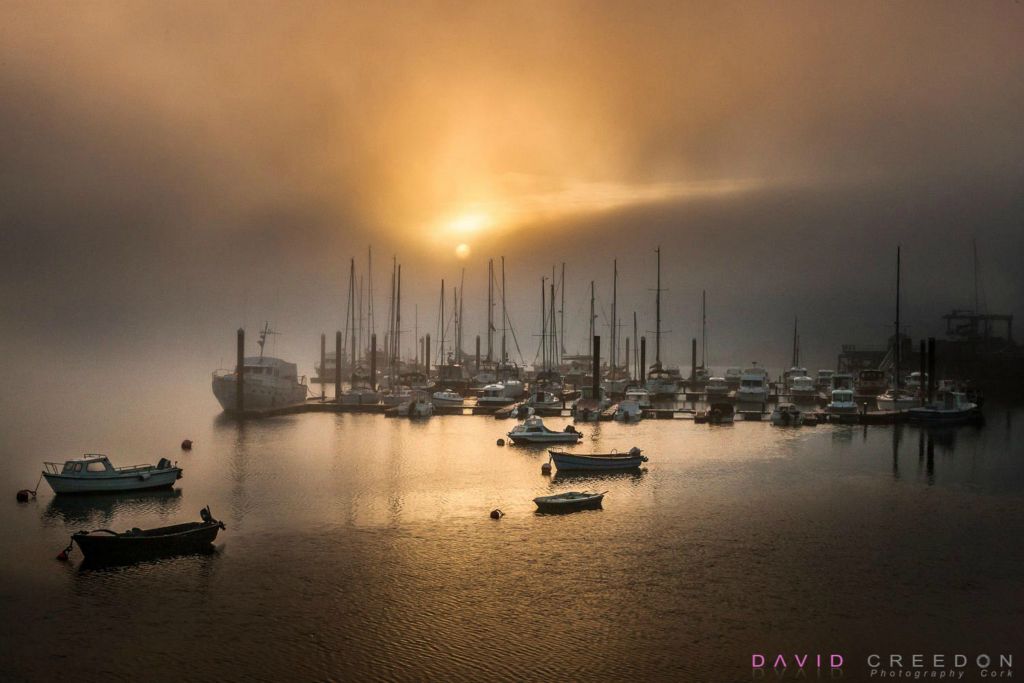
447, 212, 490, 234
455, 243, 471, 259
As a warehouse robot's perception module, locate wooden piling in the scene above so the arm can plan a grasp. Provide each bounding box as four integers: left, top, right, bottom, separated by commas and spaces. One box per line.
927, 337, 936, 403
592, 335, 601, 398
320, 332, 326, 399
370, 333, 377, 390
475, 335, 481, 373
335, 331, 342, 400
690, 337, 697, 382
640, 336, 646, 383
918, 339, 925, 400
236, 328, 245, 413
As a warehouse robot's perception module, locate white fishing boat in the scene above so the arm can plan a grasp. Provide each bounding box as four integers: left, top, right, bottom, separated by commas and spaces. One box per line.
613, 398, 643, 422
211, 323, 309, 413
507, 416, 583, 444
479, 383, 515, 407
771, 403, 804, 426
502, 379, 526, 400
645, 363, 680, 398
783, 367, 809, 392
789, 375, 817, 401
705, 377, 730, 398
816, 370, 835, 393
724, 367, 743, 389
736, 365, 769, 404
827, 388, 859, 422
526, 390, 561, 408
43, 454, 182, 495
875, 389, 917, 411
431, 390, 464, 407
623, 387, 652, 409
382, 386, 414, 406
397, 396, 434, 418
547, 447, 647, 471
907, 391, 981, 425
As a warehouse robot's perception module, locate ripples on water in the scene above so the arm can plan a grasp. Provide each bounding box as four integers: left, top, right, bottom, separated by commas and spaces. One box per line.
2, 402, 1023, 681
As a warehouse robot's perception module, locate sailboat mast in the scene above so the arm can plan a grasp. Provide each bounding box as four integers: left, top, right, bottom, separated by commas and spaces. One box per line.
701, 289, 706, 367
559, 262, 566, 356
655, 247, 662, 365
792, 317, 799, 367
395, 264, 401, 368
611, 259, 618, 372
350, 258, 357, 373
633, 312, 638, 379
501, 257, 507, 366
487, 259, 494, 362
440, 279, 446, 365
895, 245, 901, 390
540, 277, 547, 372
588, 281, 595, 361
458, 268, 465, 363
549, 280, 557, 370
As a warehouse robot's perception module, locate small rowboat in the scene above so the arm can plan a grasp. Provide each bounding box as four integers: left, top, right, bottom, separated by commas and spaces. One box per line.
534, 491, 605, 513
548, 447, 647, 472
70, 506, 225, 564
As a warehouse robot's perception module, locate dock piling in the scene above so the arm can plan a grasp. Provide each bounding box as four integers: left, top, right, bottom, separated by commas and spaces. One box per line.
236, 328, 245, 413
592, 335, 601, 398
690, 338, 697, 382
320, 332, 326, 399
370, 333, 377, 390
927, 337, 936, 404
335, 331, 342, 400
475, 335, 481, 373
640, 337, 646, 383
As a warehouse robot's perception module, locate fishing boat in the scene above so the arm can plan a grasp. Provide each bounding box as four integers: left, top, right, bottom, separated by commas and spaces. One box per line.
771, 403, 804, 426
855, 369, 887, 399
789, 375, 817, 401
507, 416, 582, 444
827, 388, 859, 423
526, 390, 561, 409
875, 389, 917, 411
816, 370, 835, 393
696, 402, 734, 424
705, 377, 730, 398
736, 365, 769, 404
613, 398, 643, 422
69, 506, 225, 564
431, 389, 464, 407
397, 396, 433, 418
724, 367, 743, 389
907, 391, 981, 425
623, 387, 652, 409
479, 383, 515, 407
533, 491, 605, 513
212, 322, 309, 413
547, 447, 647, 471
43, 454, 182, 495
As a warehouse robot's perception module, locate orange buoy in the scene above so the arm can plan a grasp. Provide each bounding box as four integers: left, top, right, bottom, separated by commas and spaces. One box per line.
496, 438, 505, 446
16, 489, 31, 502
490, 509, 504, 519
541, 462, 552, 475
181, 439, 193, 450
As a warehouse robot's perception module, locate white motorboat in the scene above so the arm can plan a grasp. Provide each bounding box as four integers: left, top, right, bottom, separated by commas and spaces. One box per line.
789, 375, 817, 401
855, 369, 887, 399
905, 372, 927, 395
623, 388, 652, 409
533, 490, 605, 513
212, 323, 308, 413
724, 367, 743, 389
771, 403, 804, 426
645, 363, 680, 398
705, 377, 730, 398
875, 389, 918, 411
736, 366, 769, 404
907, 391, 981, 425
382, 387, 414, 406
613, 399, 643, 422
397, 396, 434, 418
502, 379, 526, 400
340, 388, 382, 405
783, 367, 808, 392
479, 383, 515, 407
573, 385, 609, 422
816, 370, 835, 393
507, 416, 583, 445
526, 390, 561, 408
827, 389, 859, 422
431, 390, 465, 407
43, 454, 182, 495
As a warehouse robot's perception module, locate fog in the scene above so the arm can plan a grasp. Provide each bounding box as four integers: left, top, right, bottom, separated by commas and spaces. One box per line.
2, 1, 1022, 421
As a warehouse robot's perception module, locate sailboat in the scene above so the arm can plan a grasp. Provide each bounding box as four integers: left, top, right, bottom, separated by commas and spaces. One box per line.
645, 247, 681, 399
602, 260, 630, 396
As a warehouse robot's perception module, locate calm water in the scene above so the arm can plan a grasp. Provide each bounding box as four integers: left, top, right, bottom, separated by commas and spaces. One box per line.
1, 383, 1022, 681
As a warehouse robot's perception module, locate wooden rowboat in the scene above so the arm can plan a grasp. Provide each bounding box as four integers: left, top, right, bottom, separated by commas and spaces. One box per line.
533, 491, 605, 513
70, 506, 225, 564
548, 447, 648, 472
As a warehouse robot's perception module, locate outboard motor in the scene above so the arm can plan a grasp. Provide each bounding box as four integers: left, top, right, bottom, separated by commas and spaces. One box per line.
628, 447, 641, 456
157, 458, 171, 470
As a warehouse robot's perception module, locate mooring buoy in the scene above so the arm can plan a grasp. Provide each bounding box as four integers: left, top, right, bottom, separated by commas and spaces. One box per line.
496, 438, 505, 446
16, 489, 31, 503
490, 509, 504, 519
541, 462, 552, 475
181, 439, 193, 450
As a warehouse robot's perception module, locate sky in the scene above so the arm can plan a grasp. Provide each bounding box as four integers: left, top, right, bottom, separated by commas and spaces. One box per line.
1, 1, 1022, 392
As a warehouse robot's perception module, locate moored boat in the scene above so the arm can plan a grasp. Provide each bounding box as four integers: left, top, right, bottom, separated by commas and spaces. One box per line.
431, 389, 464, 407
771, 403, 804, 426
211, 322, 308, 413
69, 507, 225, 564
907, 391, 981, 425
507, 416, 583, 444
548, 447, 647, 471
533, 491, 605, 513
43, 454, 182, 495
827, 388, 859, 423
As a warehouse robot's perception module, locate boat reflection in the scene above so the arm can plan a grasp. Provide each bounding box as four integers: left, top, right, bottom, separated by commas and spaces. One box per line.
43, 488, 183, 527
551, 469, 648, 486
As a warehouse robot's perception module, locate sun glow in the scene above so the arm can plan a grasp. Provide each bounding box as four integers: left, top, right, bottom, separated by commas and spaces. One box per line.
447, 212, 491, 234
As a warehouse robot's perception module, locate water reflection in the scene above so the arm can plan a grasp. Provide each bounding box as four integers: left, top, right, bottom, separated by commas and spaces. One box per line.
43, 488, 183, 528
551, 469, 648, 487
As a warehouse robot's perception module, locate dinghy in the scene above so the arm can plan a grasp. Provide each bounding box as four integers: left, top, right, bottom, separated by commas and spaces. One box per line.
533, 491, 605, 513
69, 506, 225, 564
547, 447, 647, 471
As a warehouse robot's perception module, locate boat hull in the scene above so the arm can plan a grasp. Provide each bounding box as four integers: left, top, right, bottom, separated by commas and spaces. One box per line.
212, 375, 307, 412
549, 450, 646, 471
507, 433, 582, 445
44, 469, 181, 494
533, 493, 604, 513
72, 522, 222, 564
